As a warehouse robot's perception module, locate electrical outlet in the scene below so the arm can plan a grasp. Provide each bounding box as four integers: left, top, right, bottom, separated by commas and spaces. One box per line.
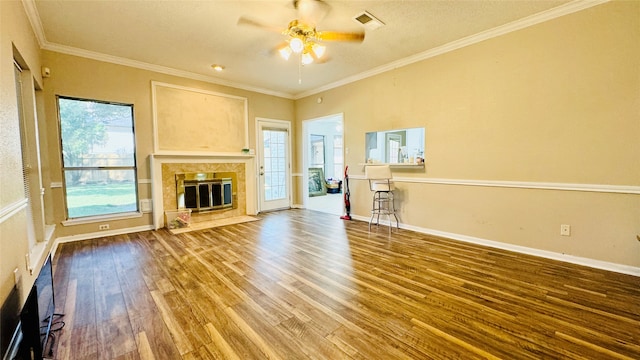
140, 199, 153, 213
25, 254, 32, 275
13, 268, 21, 288
560, 224, 571, 236
99, 224, 110, 230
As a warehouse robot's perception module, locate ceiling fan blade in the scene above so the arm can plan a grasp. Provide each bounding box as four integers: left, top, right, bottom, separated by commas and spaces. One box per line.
316, 31, 365, 42
294, 0, 330, 26
237, 16, 283, 33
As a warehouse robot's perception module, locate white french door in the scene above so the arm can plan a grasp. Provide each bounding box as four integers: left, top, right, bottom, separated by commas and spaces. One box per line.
257, 119, 291, 212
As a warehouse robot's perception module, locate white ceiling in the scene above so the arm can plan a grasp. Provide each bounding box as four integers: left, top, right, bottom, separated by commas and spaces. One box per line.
26, 0, 589, 98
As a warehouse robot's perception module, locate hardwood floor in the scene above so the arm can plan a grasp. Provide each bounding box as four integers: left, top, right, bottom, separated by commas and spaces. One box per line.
50, 209, 640, 359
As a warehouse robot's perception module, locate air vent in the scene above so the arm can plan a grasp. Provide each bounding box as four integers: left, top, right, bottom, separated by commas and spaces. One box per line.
353, 11, 384, 31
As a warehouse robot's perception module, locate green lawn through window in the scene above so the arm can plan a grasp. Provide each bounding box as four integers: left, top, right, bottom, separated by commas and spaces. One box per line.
66, 183, 137, 218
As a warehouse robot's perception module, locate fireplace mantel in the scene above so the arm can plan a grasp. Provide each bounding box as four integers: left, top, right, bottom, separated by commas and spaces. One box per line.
150, 153, 257, 229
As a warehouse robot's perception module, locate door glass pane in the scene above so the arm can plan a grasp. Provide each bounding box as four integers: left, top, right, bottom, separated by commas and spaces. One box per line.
263, 129, 287, 201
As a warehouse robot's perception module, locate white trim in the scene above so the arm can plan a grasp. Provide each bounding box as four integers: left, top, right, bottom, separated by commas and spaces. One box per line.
27, 239, 50, 272
50, 182, 62, 188
256, 118, 293, 212
294, 0, 610, 99
138, 178, 152, 184
61, 211, 143, 226
22, 0, 607, 99
52, 225, 155, 256
292, 173, 303, 177
349, 214, 639, 277
349, 175, 640, 195
0, 199, 28, 224
302, 113, 345, 207
21, 0, 47, 47
151, 82, 250, 153
152, 150, 254, 158
150, 154, 257, 229
44, 224, 55, 243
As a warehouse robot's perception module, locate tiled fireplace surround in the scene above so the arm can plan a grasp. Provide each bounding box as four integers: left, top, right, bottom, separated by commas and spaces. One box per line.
150, 155, 257, 229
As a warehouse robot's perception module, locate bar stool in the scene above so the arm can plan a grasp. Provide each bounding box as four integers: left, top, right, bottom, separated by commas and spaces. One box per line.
365, 164, 399, 233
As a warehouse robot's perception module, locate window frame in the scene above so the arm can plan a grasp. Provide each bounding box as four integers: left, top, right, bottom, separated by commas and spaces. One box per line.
57, 95, 140, 221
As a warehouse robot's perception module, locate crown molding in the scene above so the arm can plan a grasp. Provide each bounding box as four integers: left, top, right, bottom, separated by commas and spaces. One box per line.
22, 0, 608, 100
41, 42, 295, 99
294, 0, 610, 99
21, 0, 47, 47
21, 1, 293, 99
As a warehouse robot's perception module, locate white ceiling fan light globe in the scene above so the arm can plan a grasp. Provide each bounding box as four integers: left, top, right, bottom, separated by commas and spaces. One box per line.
279, 46, 293, 60
301, 52, 314, 65
289, 37, 304, 53
311, 43, 326, 59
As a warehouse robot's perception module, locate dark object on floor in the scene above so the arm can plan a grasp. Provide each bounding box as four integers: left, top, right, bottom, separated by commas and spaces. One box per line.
326, 179, 342, 194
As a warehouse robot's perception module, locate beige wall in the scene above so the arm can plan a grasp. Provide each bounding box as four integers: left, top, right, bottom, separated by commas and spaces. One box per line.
295, 1, 640, 267
2, 0, 638, 314
0, 0, 46, 304
40, 51, 295, 238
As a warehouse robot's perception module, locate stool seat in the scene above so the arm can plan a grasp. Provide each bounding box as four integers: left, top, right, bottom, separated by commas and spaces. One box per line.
365, 165, 399, 233
371, 180, 394, 192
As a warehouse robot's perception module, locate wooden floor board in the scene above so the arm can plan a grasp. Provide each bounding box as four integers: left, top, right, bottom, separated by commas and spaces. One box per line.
51, 209, 640, 359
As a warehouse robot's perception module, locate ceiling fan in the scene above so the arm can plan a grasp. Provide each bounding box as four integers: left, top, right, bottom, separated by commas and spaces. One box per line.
238, 0, 365, 65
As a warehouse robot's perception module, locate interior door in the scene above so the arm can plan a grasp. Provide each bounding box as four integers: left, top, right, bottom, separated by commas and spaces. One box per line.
258, 119, 291, 211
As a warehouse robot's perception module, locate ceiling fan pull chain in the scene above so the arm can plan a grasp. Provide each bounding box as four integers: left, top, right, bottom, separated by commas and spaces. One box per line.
298, 54, 303, 84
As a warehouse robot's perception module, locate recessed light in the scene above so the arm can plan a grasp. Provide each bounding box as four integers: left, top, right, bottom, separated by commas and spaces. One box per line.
211, 64, 225, 72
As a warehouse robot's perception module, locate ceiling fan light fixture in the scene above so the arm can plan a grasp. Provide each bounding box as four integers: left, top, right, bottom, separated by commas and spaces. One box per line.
301, 52, 314, 65
289, 37, 304, 53
279, 46, 293, 60
311, 43, 325, 59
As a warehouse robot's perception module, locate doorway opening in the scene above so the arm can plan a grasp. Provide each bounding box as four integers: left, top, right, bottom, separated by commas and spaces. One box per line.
303, 113, 344, 215
257, 118, 291, 212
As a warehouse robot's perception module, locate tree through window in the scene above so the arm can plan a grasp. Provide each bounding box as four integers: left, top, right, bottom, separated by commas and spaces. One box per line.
58, 96, 138, 219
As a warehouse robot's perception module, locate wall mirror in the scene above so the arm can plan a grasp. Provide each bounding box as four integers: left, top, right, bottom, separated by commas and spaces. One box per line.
365, 127, 425, 165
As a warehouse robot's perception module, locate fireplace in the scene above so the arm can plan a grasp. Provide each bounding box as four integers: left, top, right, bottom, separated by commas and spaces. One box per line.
151, 155, 256, 230
176, 173, 233, 212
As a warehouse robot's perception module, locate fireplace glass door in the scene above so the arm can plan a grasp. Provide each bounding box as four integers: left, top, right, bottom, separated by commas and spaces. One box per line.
176, 173, 233, 212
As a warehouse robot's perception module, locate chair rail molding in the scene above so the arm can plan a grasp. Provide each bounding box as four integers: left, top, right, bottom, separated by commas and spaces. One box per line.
0, 198, 29, 224
350, 176, 640, 195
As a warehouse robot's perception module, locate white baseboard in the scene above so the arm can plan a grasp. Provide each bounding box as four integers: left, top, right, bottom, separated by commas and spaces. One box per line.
51, 225, 154, 258
47, 214, 639, 277
349, 214, 640, 277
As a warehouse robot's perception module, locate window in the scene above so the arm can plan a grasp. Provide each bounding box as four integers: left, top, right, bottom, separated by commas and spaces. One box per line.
58, 97, 138, 219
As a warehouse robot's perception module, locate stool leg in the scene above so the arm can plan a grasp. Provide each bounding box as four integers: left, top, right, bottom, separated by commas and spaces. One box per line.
369, 191, 376, 230
390, 192, 399, 230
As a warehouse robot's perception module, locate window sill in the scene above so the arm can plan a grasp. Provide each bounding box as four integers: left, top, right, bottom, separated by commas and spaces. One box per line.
62, 211, 143, 226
